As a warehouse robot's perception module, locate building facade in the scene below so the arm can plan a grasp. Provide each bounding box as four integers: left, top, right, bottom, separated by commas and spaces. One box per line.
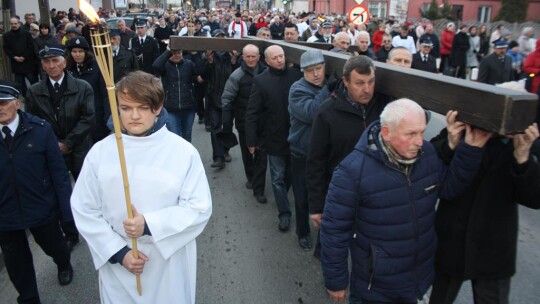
408, 0, 540, 22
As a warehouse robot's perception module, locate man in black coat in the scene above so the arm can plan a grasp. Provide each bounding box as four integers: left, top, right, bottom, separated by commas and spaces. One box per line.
412, 36, 437, 73
306, 56, 391, 259
110, 29, 139, 82
269, 16, 284, 40
429, 123, 540, 304
3, 17, 38, 97
0, 83, 74, 304
245, 45, 302, 232
478, 38, 514, 85
130, 20, 159, 74
450, 24, 470, 79
206, 29, 240, 169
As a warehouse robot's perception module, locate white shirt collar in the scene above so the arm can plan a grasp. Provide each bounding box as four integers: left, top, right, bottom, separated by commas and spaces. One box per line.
2, 112, 19, 137
49, 73, 65, 87
138, 35, 147, 41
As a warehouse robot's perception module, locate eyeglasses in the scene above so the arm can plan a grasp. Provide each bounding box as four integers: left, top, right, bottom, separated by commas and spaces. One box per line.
383, 40, 391, 42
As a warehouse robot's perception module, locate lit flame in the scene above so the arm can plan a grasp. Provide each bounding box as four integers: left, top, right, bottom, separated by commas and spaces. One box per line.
79, 0, 100, 23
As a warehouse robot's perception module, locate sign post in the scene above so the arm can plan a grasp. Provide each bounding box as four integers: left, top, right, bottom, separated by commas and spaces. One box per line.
348, 5, 370, 26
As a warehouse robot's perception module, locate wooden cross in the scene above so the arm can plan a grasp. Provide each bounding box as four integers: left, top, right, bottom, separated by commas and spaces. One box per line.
170, 36, 538, 134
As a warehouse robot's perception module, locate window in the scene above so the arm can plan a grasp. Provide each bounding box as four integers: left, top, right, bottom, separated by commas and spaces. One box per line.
421, 3, 430, 13
369, 2, 387, 19
478, 6, 492, 23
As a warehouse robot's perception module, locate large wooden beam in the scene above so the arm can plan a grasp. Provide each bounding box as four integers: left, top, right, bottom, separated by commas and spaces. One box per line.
170, 36, 538, 134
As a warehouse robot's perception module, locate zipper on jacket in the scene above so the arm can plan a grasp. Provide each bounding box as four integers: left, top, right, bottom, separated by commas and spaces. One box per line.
176, 63, 182, 110
405, 169, 421, 297
368, 244, 376, 290
5, 129, 26, 226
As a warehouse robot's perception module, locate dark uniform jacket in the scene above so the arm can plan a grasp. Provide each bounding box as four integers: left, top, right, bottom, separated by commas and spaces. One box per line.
245, 66, 302, 155
432, 131, 540, 280
306, 86, 391, 214
0, 111, 73, 231
412, 52, 437, 73
130, 35, 160, 74
478, 53, 514, 85
25, 72, 95, 152
113, 45, 139, 82
3, 28, 36, 74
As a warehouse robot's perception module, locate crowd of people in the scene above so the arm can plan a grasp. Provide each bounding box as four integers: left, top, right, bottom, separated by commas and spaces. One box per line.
1, 5, 540, 304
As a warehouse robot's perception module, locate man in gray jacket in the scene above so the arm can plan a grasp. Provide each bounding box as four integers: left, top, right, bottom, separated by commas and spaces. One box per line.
222, 44, 268, 203
288, 49, 330, 250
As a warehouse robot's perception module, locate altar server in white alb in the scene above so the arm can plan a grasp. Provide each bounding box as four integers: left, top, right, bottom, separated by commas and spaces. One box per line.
71, 71, 212, 304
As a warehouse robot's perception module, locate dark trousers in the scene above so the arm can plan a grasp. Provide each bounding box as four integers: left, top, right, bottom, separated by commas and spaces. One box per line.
290, 153, 311, 238
193, 85, 206, 120
251, 144, 268, 196
237, 128, 267, 196
14, 72, 38, 97
209, 109, 228, 160
0, 221, 71, 304
430, 271, 510, 304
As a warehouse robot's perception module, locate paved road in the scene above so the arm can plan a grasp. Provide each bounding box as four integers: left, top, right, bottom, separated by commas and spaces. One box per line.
1, 117, 539, 304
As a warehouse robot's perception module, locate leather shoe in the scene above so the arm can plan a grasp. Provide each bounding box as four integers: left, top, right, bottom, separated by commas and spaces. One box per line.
210, 159, 225, 169
254, 193, 267, 204
66, 239, 79, 252
278, 217, 290, 232
224, 153, 232, 162
245, 180, 253, 189
298, 236, 312, 251
58, 264, 73, 286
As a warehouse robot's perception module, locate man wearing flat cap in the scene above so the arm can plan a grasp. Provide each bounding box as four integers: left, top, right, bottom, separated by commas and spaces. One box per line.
26, 44, 95, 251
131, 20, 160, 74
315, 21, 334, 43
412, 37, 437, 73
288, 49, 330, 251
478, 38, 514, 85
0, 82, 74, 303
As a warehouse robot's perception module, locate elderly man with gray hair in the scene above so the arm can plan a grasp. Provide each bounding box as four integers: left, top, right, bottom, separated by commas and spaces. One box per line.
288, 49, 331, 250
354, 31, 376, 59
320, 98, 492, 303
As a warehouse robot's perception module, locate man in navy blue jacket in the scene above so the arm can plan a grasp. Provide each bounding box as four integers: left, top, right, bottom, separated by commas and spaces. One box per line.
321, 99, 491, 304
0, 83, 73, 304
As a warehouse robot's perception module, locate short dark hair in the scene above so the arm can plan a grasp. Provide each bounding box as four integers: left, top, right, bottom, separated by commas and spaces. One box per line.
116, 71, 164, 112
284, 22, 298, 32
343, 55, 375, 79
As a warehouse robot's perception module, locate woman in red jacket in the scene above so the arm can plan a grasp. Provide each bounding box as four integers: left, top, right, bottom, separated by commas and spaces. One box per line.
371, 23, 387, 54
523, 39, 540, 94
440, 22, 455, 71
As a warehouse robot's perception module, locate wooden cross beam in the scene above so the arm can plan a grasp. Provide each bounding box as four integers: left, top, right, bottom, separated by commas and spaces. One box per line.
170, 36, 538, 134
